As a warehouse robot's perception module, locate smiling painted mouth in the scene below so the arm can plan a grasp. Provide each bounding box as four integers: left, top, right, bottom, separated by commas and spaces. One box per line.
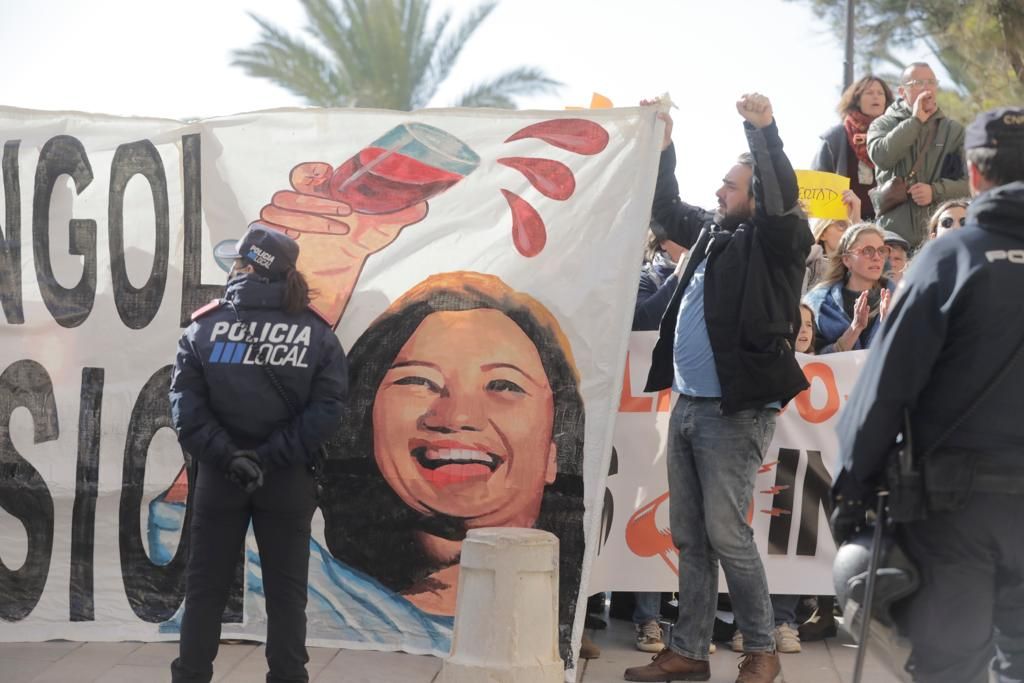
411, 446, 502, 487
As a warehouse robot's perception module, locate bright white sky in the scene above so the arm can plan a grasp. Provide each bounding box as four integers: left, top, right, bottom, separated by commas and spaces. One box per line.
1, 0, 938, 203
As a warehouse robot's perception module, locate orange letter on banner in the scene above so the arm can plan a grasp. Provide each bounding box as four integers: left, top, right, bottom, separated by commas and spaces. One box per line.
619, 353, 654, 412
793, 362, 840, 423
656, 388, 672, 413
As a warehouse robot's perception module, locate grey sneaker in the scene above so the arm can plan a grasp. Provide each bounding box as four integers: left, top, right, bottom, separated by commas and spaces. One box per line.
774, 624, 801, 653
635, 619, 665, 653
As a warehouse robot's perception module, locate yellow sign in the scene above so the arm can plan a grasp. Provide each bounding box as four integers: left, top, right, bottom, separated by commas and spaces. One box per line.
795, 170, 849, 220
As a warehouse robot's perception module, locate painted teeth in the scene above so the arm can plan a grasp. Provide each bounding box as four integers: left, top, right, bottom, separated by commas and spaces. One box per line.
424, 448, 492, 464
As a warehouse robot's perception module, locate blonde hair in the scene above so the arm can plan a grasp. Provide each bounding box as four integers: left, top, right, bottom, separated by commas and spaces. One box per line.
817, 222, 887, 289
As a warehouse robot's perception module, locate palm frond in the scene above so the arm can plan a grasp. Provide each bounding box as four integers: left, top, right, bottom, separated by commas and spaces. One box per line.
426, 0, 497, 104
231, 13, 346, 106
455, 66, 562, 109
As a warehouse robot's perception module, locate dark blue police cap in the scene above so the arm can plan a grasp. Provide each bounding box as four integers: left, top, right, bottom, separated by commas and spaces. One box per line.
215, 223, 299, 280
965, 107, 1024, 150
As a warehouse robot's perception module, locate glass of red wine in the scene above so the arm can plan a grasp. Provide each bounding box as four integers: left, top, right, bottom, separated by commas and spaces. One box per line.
329, 123, 480, 214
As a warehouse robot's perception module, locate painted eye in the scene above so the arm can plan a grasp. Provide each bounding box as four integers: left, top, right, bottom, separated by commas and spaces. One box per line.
394, 376, 441, 393
487, 379, 526, 394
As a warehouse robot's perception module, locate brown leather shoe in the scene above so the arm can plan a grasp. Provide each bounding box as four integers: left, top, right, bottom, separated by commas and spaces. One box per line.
623, 648, 711, 681
735, 652, 783, 683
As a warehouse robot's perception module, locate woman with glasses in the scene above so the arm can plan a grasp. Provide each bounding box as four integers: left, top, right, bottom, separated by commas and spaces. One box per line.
927, 198, 971, 239
802, 223, 895, 353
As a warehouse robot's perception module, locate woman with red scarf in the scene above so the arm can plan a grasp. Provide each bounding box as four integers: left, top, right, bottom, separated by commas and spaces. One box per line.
811, 76, 895, 220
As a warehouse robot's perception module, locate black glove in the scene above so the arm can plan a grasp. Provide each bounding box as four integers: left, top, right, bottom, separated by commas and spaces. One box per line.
226, 450, 264, 493
829, 468, 876, 545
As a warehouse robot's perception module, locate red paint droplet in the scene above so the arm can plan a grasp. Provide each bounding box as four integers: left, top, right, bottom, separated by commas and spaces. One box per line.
497, 157, 576, 200
501, 189, 547, 257
505, 118, 610, 155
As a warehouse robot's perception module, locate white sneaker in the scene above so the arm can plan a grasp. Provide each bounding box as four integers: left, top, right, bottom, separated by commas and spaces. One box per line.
731, 629, 744, 652
635, 620, 665, 653
775, 623, 802, 653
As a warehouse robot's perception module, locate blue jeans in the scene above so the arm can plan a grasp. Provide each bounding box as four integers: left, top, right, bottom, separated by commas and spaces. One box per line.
633, 592, 663, 625
772, 594, 799, 627
666, 395, 777, 659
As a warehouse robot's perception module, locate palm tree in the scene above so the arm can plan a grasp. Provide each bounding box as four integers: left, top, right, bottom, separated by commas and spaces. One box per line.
232, 0, 561, 110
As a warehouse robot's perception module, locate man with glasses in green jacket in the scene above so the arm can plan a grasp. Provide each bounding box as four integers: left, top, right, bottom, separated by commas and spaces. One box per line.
868, 62, 968, 248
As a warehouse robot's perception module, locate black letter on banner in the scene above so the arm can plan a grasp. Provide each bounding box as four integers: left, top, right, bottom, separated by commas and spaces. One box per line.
0, 360, 57, 622
118, 365, 188, 622
1, 141, 24, 324
70, 368, 103, 621
796, 450, 834, 556
179, 134, 220, 326
766, 448, 799, 555
33, 136, 97, 328
109, 141, 169, 329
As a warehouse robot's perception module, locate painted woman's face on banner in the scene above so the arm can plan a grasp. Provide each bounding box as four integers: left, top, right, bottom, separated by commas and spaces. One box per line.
372, 309, 557, 528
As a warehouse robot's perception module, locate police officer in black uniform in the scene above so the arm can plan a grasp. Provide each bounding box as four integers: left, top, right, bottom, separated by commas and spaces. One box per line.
834, 108, 1024, 683
169, 225, 348, 683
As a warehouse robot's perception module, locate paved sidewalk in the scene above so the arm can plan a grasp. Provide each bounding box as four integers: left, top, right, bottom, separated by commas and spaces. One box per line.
0, 619, 905, 682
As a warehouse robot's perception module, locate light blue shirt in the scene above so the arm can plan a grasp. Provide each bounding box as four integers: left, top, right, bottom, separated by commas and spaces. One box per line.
673, 259, 721, 397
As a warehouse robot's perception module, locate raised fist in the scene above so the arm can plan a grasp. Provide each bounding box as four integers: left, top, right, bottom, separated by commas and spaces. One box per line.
737, 93, 774, 129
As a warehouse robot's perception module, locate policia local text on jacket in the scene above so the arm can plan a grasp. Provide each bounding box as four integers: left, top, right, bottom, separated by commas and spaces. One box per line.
868, 97, 968, 248
837, 166, 1024, 681
169, 267, 347, 683
645, 121, 813, 411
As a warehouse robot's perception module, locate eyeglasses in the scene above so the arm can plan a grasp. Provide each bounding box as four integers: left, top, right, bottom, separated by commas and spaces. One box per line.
847, 245, 891, 259
903, 78, 939, 88
940, 216, 967, 229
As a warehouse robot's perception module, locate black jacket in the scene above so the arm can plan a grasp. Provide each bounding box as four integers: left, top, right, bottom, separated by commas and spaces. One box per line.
837, 181, 1024, 487
169, 274, 348, 471
645, 121, 813, 412
633, 251, 679, 331
811, 123, 852, 177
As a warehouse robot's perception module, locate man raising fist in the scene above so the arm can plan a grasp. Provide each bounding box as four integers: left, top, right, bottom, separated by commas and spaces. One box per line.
624, 94, 811, 683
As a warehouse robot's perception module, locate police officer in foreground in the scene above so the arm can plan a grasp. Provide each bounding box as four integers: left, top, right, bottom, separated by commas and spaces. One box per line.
834, 108, 1024, 683
169, 225, 347, 683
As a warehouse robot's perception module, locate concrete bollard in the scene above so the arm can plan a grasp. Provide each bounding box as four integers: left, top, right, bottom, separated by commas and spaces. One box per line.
440, 528, 564, 683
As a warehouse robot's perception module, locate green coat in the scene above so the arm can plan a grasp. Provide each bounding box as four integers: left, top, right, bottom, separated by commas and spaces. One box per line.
867, 98, 968, 247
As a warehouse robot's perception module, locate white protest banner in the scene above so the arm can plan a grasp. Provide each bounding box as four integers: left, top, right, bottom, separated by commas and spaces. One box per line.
590, 333, 869, 595
0, 105, 664, 673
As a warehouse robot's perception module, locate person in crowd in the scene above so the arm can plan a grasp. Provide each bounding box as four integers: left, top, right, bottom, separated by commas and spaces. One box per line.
634, 223, 688, 332
168, 225, 348, 683
730, 594, 803, 653
796, 304, 816, 354
631, 225, 695, 655
803, 224, 894, 354
319, 271, 586, 668
833, 107, 1024, 683
884, 231, 912, 285
624, 94, 811, 683
868, 62, 968, 248
928, 198, 971, 239
812, 75, 895, 220
804, 192, 862, 293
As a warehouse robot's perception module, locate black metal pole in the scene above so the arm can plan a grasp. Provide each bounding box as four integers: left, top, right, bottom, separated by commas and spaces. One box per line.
844, 0, 856, 89
852, 492, 888, 683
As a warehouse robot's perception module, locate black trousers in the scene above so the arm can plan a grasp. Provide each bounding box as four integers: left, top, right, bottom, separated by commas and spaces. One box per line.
899, 493, 1024, 683
171, 460, 317, 683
